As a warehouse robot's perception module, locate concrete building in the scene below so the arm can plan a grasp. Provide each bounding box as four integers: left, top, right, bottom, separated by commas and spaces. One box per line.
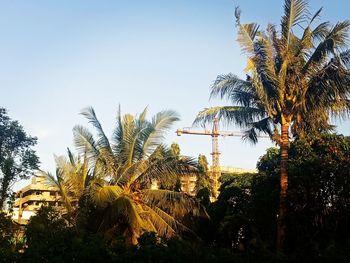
180, 174, 197, 196
156, 166, 258, 197
181, 166, 257, 197
12, 175, 63, 225
215, 166, 257, 175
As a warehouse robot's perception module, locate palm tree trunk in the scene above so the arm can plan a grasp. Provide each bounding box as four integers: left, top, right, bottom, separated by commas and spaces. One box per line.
276, 121, 290, 250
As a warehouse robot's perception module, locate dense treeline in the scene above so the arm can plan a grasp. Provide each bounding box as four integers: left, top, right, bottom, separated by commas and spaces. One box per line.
1, 133, 349, 262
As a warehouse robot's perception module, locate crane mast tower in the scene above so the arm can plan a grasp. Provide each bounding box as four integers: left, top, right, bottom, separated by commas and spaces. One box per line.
176, 118, 245, 197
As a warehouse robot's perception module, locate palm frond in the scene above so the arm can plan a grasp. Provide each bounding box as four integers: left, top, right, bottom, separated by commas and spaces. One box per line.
281, 0, 308, 45
67, 147, 76, 168
242, 117, 273, 144
339, 49, 350, 68
253, 38, 280, 99
235, 7, 260, 54
89, 179, 123, 207
98, 195, 143, 244
112, 105, 124, 156
136, 153, 196, 187
73, 125, 99, 159
312, 22, 331, 42
141, 203, 196, 238
142, 110, 180, 156
304, 20, 350, 74
81, 107, 112, 151
116, 113, 136, 164
116, 160, 147, 186
141, 205, 176, 237
194, 106, 266, 128
210, 73, 256, 106
141, 189, 207, 219
41, 170, 74, 216
308, 7, 322, 25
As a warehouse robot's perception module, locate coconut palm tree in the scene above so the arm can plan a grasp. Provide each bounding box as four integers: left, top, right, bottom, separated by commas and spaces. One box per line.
194, 0, 350, 249
42, 148, 91, 221
71, 107, 205, 244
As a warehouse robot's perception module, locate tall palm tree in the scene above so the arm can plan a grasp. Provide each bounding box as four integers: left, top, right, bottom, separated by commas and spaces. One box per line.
194, 0, 350, 249
71, 107, 205, 244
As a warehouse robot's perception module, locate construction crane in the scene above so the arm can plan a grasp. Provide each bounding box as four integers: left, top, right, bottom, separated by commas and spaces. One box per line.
176, 118, 268, 198
176, 118, 243, 198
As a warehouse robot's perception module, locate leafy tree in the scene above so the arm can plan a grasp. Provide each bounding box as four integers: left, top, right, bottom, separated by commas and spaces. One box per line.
22, 206, 111, 263
0, 108, 39, 209
208, 174, 277, 253
197, 154, 208, 175
170, 142, 181, 157
109, 232, 248, 263
194, 0, 350, 249
170, 142, 182, 192
258, 134, 350, 260
0, 212, 18, 262
48, 107, 207, 244
195, 155, 212, 205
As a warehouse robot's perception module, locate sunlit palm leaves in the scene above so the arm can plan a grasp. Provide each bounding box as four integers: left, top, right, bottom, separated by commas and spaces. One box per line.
195, 0, 350, 142
42, 149, 91, 220
47, 106, 204, 244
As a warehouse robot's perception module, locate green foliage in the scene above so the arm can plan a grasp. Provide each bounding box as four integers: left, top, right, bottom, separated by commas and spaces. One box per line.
197, 134, 350, 261
41, 149, 91, 221
197, 154, 208, 174
21, 219, 283, 263
173, 178, 182, 192
196, 187, 211, 207
195, 155, 212, 199
287, 134, 350, 257
22, 206, 111, 263
0, 212, 18, 262
170, 142, 181, 157
219, 172, 256, 188
0, 108, 39, 208
258, 134, 350, 260
109, 232, 248, 263
206, 172, 278, 251
6, 192, 16, 214
3, 133, 350, 263
257, 148, 280, 177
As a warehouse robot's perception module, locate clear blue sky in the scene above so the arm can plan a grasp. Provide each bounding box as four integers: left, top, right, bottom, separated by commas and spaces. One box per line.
1, 0, 350, 187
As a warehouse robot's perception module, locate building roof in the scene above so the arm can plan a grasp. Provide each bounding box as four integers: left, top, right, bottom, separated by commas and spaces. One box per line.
16, 175, 59, 196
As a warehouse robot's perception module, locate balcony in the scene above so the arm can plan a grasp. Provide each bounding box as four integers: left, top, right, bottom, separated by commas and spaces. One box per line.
16, 184, 59, 197
14, 194, 61, 207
